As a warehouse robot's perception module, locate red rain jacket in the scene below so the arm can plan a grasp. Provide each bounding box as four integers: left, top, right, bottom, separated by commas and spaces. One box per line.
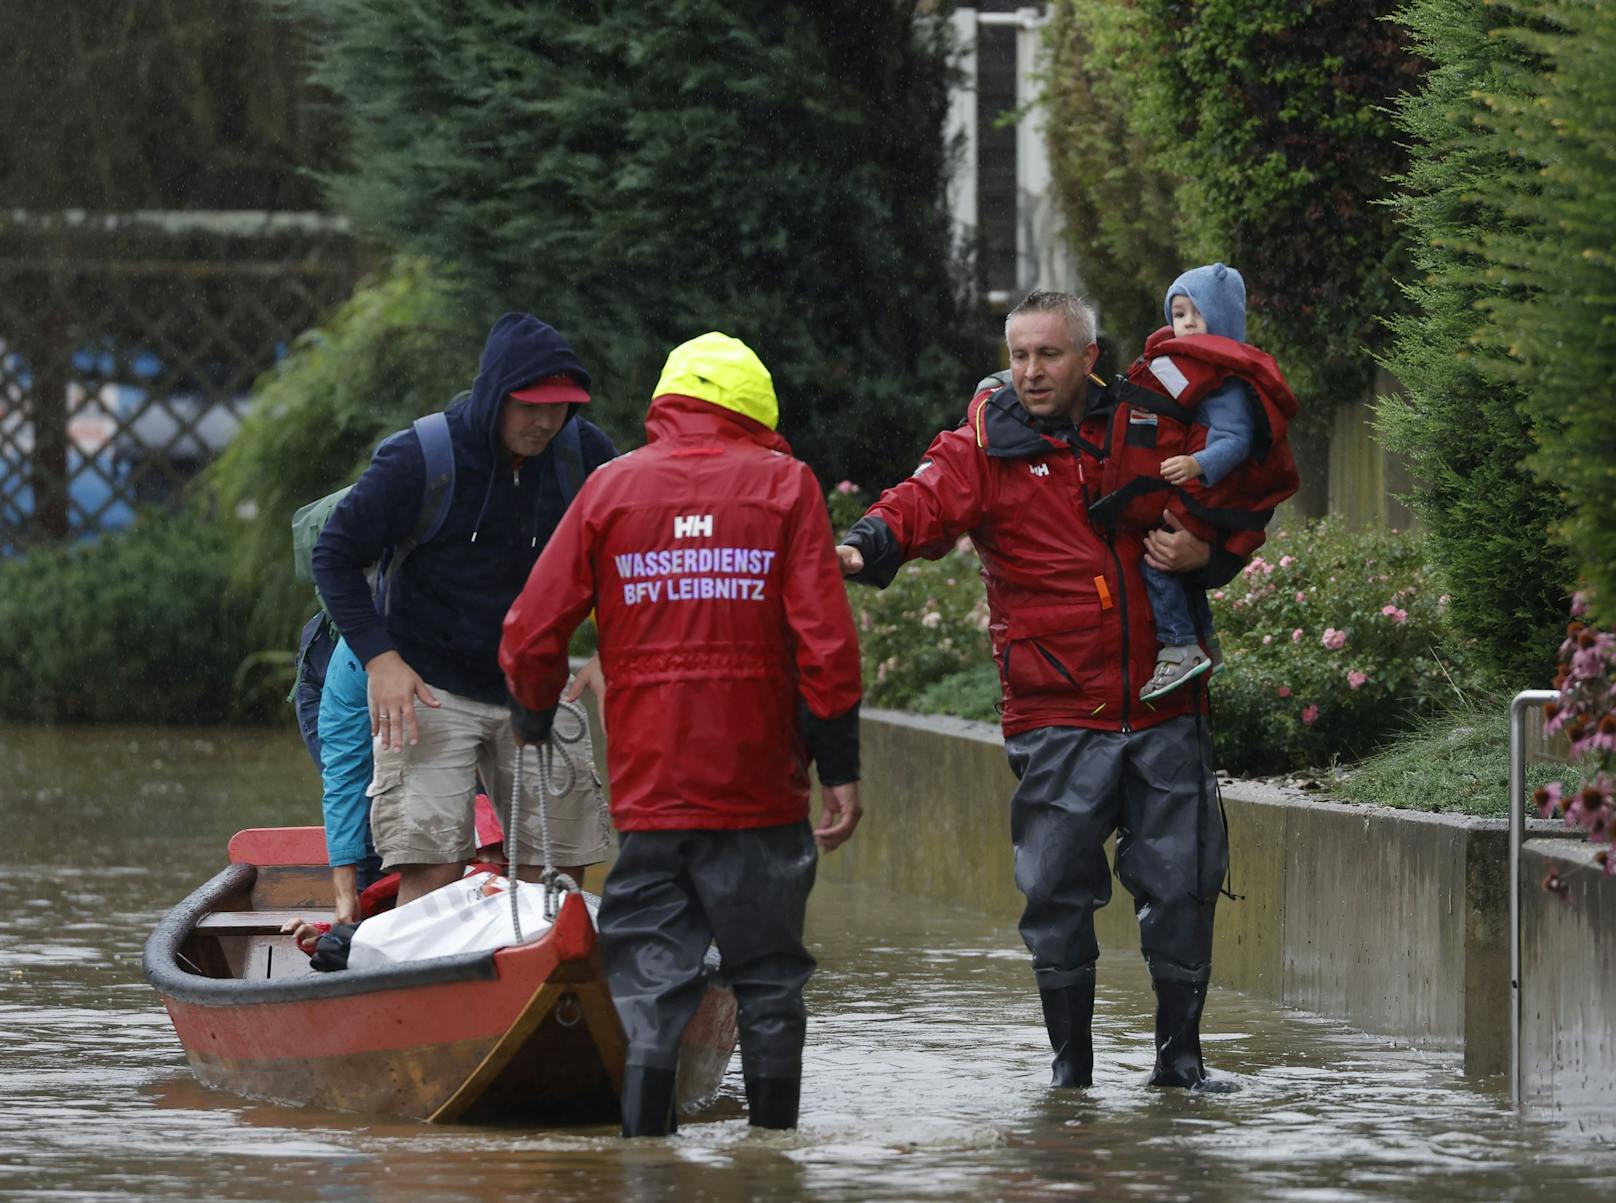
500, 394, 862, 831
850, 378, 1198, 738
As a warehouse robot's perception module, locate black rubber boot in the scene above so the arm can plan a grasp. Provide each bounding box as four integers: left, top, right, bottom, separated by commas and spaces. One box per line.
619, 1065, 679, 1137
744, 1075, 801, 1129
1038, 976, 1095, 1088
1148, 977, 1238, 1093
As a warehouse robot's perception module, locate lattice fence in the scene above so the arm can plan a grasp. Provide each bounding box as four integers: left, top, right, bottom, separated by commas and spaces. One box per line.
0, 211, 362, 552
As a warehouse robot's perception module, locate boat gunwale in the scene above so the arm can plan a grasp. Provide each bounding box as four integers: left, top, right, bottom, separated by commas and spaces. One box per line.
142, 862, 504, 1008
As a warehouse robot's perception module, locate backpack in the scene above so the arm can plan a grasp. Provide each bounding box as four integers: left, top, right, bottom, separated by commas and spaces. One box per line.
290, 410, 588, 769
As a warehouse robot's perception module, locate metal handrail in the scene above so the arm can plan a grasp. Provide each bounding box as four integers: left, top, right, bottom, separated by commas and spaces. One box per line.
1508, 688, 1557, 1105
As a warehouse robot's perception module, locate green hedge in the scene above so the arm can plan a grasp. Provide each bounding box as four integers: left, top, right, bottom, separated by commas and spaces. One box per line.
205, 259, 485, 650
1052, 0, 1416, 416
1376, 0, 1573, 687
0, 513, 262, 723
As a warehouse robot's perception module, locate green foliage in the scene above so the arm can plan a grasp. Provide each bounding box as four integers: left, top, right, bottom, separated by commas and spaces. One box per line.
1042, 4, 1180, 365
1458, 0, 1616, 629
1206, 520, 1470, 773
0, 2, 340, 208
0, 512, 262, 723
1058, 0, 1417, 416
205, 259, 486, 648
1376, 0, 1572, 685
1334, 707, 1578, 818
295, 0, 990, 491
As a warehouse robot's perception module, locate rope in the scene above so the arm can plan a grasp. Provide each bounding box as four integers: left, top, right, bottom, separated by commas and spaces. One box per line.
508, 692, 601, 931
507, 743, 525, 944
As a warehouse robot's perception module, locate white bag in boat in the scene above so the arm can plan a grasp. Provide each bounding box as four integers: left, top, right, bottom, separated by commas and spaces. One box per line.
347, 872, 564, 970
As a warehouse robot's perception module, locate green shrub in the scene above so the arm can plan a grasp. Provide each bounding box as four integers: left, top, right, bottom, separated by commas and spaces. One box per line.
1377, 0, 1572, 688
205, 259, 485, 649
0, 512, 262, 723
1336, 707, 1579, 819
295, 0, 989, 491
1042, 3, 1180, 364
1458, 0, 1616, 630
1207, 521, 1471, 773
1071, 0, 1418, 416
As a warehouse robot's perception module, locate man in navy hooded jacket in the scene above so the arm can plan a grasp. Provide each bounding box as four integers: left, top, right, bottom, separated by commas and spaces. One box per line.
313, 313, 617, 907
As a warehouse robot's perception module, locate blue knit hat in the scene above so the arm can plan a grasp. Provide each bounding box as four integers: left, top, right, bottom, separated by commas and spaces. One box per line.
1164, 262, 1247, 343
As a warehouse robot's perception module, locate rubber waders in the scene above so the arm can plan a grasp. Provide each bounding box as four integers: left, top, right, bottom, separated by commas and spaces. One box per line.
744, 1075, 801, 1129
1148, 977, 1238, 1093
620, 1065, 678, 1137
1038, 974, 1096, 1088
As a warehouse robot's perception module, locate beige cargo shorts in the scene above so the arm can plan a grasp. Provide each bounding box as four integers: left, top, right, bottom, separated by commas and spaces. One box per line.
368, 683, 610, 871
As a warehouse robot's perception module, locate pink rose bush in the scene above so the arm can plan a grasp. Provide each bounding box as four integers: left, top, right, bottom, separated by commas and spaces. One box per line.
1206, 519, 1462, 773
1537, 592, 1616, 874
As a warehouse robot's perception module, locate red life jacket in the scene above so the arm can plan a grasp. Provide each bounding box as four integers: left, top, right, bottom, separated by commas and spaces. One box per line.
1087, 328, 1299, 557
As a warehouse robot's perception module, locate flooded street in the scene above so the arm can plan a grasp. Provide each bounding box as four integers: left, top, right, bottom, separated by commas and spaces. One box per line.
3, 723, 1614, 1201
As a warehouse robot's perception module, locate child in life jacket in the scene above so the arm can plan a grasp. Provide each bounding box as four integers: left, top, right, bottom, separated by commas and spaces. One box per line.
1137, 263, 1263, 700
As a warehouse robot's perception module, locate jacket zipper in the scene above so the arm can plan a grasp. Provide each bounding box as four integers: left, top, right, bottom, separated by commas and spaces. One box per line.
1106, 537, 1132, 732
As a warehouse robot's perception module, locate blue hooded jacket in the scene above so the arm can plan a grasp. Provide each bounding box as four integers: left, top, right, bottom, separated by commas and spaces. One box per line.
1162, 262, 1255, 486
312, 313, 617, 704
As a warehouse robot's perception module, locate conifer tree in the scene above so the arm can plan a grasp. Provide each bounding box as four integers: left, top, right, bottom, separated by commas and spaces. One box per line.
1378, 0, 1572, 683
1463, 0, 1615, 627
296, 0, 988, 487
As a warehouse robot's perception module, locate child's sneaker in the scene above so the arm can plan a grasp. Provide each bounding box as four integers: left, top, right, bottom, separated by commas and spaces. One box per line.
1140, 644, 1212, 701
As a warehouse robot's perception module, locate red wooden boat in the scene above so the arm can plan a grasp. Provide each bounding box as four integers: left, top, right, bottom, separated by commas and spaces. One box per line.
144, 827, 738, 1124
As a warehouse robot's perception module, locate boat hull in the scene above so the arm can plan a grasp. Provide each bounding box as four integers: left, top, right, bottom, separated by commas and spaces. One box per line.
146, 833, 738, 1124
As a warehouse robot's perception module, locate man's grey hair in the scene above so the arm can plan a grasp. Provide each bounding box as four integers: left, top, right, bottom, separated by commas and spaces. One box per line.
1005, 289, 1098, 350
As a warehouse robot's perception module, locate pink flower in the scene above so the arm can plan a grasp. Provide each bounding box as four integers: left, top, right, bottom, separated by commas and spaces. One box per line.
1322, 628, 1347, 651
1438, 594, 1451, 607
1262, 634, 1273, 645
1280, 555, 1295, 568
1534, 781, 1563, 819
835, 480, 859, 495
1295, 591, 1307, 604
1277, 686, 1292, 698
1291, 628, 1305, 643
1301, 704, 1320, 726
1347, 670, 1368, 689
1213, 590, 1226, 601
1381, 605, 1408, 624
1571, 591, 1589, 617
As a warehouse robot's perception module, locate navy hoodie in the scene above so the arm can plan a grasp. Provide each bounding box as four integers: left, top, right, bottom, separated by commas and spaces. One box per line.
312, 313, 617, 704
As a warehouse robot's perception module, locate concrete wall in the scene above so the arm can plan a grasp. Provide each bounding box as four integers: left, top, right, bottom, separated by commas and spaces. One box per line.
821, 708, 1553, 1079
1521, 840, 1616, 1119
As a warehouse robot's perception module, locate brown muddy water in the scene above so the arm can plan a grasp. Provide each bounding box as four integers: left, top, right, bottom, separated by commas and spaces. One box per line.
2, 723, 1614, 1202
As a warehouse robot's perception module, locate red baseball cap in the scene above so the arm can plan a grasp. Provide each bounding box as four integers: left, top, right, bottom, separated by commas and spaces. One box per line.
509, 373, 590, 405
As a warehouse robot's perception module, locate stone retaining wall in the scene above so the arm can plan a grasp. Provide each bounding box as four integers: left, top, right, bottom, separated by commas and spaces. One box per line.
1521, 840, 1615, 1121
818, 707, 1575, 1082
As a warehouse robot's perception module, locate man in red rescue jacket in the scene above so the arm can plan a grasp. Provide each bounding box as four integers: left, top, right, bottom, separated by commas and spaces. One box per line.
500, 331, 864, 1136
838, 290, 1239, 1093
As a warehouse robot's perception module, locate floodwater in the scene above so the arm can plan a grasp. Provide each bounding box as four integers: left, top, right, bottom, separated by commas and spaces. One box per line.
2, 724, 1613, 1202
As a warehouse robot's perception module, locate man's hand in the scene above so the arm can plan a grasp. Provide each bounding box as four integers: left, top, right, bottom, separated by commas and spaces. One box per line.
280, 916, 330, 955
1159, 454, 1202, 486
1143, 511, 1212, 573
836, 545, 864, 576
563, 653, 606, 704
814, 781, 862, 851
366, 650, 440, 751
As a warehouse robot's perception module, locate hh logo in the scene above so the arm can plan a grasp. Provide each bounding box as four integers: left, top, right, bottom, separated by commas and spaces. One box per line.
673, 513, 714, 538
1029, 463, 1050, 478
